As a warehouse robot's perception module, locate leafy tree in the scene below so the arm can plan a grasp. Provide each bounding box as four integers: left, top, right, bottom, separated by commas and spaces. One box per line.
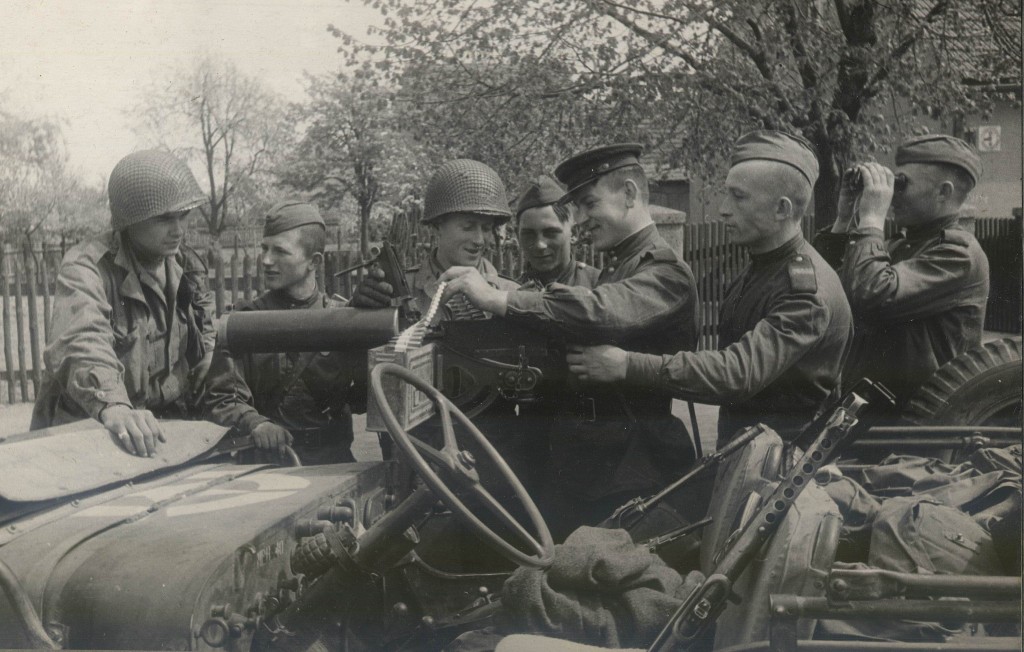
335, 0, 1020, 227
0, 108, 92, 242
279, 72, 426, 256
135, 55, 292, 242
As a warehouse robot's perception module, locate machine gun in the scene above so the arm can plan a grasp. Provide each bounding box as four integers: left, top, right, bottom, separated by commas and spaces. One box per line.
215, 302, 573, 431
648, 380, 895, 652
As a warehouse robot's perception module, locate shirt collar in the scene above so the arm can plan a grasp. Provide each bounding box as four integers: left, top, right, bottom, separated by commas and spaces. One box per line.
522, 255, 580, 286
749, 233, 803, 267
903, 214, 960, 240
605, 223, 658, 263
265, 287, 322, 309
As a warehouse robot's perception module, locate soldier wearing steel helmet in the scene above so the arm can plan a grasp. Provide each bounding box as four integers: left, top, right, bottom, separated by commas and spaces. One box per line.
31, 149, 216, 458
350, 158, 519, 312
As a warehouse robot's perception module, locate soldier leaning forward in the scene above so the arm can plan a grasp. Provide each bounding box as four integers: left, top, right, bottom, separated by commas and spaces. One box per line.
32, 150, 216, 457
441, 144, 701, 540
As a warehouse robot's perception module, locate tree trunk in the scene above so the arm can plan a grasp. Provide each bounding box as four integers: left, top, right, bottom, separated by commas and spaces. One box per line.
359, 201, 372, 259
813, 166, 840, 233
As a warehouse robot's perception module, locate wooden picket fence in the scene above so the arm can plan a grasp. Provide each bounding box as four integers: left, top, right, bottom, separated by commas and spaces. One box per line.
1, 214, 1020, 405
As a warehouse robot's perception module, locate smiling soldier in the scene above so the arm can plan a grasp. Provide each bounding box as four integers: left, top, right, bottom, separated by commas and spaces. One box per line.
566, 131, 853, 447
515, 173, 599, 290
203, 200, 362, 464
350, 158, 519, 314
31, 149, 216, 457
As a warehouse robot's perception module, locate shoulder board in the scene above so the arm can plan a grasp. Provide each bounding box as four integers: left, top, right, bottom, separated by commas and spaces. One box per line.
644, 247, 678, 263
941, 229, 973, 247
787, 254, 817, 293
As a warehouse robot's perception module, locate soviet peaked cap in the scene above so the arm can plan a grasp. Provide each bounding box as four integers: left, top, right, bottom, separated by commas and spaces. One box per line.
554, 143, 644, 199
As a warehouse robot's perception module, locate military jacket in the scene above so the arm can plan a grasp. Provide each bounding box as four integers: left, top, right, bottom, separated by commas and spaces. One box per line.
203, 289, 361, 458
821, 217, 990, 406
505, 224, 700, 500
517, 258, 600, 291
408, 252, 519, 316
627, 235, 853, 443
32, 232, 215, 428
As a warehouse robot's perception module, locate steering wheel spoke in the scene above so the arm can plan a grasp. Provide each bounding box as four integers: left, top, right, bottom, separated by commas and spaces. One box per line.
473, 484, 548, 558
370, 362, 554, 569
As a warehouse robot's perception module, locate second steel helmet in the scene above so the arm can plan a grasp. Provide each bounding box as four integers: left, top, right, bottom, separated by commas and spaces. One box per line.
422, 159, 512, 225
108, 150, 207, 231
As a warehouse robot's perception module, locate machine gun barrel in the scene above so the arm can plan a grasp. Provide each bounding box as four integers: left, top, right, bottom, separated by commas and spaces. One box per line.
216, 307, 400, 354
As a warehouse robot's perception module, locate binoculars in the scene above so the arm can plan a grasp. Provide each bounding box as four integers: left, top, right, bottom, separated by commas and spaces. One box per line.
847, 168, 908, 192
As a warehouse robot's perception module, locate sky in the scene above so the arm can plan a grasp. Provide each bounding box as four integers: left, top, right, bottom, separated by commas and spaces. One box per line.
0, 0, 381, 186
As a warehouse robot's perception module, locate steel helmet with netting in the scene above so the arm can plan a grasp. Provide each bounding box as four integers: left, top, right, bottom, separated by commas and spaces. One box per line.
108, 150, 207, 231
422, 159, 512, 225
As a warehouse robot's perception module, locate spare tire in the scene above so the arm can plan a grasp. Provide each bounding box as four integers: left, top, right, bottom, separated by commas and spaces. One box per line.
903, 337, 1022, 427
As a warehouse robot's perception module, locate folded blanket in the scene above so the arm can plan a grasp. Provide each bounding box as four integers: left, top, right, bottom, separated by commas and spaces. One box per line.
500, 526, 703, 648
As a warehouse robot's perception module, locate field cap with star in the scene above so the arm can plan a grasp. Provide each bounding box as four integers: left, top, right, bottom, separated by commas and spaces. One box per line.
896, 134, 982, 187
730, 130, 819, 186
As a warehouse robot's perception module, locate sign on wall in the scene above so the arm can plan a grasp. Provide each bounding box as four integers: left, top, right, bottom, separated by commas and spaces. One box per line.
977, 125, 1002, 152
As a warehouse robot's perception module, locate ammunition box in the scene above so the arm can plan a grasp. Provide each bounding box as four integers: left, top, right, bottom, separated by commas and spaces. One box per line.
366, 342, 437, 433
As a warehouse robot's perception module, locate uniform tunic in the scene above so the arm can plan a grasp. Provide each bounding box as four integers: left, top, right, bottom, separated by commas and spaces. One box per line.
816, 217, 990, 407
408, 251, 520, 315
626, 235, 853, 444
32, 232, 215, 428
517, 258, 601, 291
203, 289, 361, 464
504, 224, 700, 511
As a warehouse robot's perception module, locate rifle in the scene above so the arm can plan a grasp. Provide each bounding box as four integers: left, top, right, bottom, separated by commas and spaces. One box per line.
603, 423, 770, 531
648, 380, 895, 652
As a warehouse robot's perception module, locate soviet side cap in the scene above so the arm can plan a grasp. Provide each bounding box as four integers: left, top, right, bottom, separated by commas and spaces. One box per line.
730, 130, 819, 186
515, 174, 566, 218
896, 134, 982, 186
554, 143, 643, 199
263, 200, 324, 237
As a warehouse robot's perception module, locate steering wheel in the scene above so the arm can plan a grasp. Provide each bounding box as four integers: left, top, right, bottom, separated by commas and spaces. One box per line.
370, 362, 554, 569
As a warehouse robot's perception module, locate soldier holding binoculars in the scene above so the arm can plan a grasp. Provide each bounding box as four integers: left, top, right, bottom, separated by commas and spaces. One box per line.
814, 134, 990, 410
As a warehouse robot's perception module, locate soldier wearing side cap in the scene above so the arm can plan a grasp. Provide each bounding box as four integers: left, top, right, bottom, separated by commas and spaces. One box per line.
813, 134, 990, 409
512, 174, 601, 495
440, 144, 700, 539
31, 150, 217, 458
568, 132, 853, 446
203, 201, 362, 464
514, 173, 600, 290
